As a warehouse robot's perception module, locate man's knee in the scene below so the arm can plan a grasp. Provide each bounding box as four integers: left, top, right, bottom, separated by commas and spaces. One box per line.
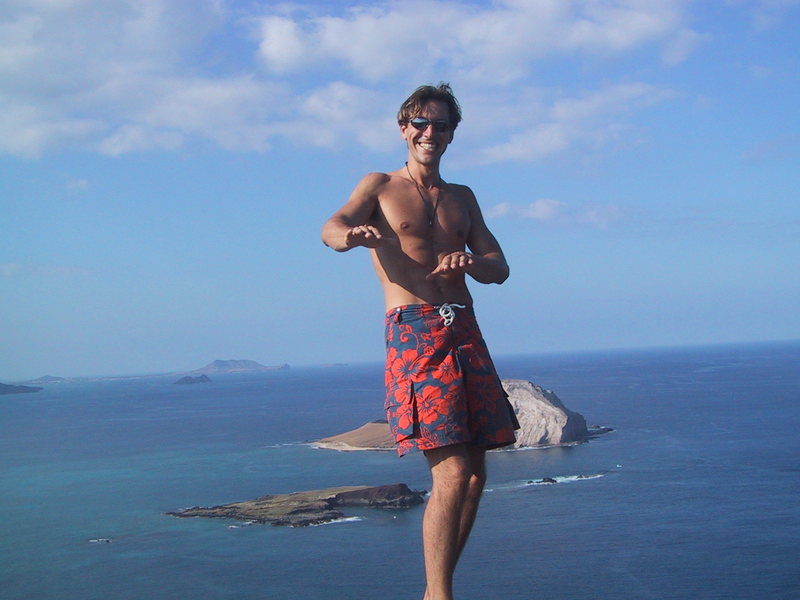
426, 445, 483, 490
464, 446, 486, 498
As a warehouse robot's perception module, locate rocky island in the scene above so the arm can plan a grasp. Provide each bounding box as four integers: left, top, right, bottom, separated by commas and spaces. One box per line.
28, 375, 68, 384
0, 382, 43, 395
174, 375, 212, 385
190, 359, 290, 375
314, 379, 611, 451
167, 483, 425, 527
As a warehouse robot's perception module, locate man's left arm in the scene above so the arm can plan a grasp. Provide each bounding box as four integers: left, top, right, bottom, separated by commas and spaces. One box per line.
427, 187, 509, 284
463, 188, 509, 284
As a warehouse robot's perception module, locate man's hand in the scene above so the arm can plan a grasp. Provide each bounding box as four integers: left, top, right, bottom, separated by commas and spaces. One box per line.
345, 225, 388, 249
426, 252, 474, 280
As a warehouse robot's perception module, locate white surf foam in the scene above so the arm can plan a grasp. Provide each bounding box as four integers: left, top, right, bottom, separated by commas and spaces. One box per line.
310, 516, 364, 527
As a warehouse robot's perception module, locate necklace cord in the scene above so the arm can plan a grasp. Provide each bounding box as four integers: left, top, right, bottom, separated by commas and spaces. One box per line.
405, 162, 442, 226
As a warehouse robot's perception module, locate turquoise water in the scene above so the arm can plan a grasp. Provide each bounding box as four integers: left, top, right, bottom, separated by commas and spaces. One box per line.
2, 342, 799, 599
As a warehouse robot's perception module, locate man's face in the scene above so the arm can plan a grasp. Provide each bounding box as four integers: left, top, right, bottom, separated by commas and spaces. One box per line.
400, 100, 454, 166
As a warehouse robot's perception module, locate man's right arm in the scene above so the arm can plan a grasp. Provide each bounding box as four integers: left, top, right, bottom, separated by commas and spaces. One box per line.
321, 173, 389, 252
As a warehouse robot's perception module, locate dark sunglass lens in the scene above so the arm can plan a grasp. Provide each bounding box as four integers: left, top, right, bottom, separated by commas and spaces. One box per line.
410, 118, 449, 132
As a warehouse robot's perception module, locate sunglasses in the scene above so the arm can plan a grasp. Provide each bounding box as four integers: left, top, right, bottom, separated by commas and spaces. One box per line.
407, 117, 451, 133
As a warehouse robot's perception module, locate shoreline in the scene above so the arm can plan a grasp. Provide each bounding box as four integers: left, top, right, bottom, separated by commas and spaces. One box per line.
309, 441, 395, 452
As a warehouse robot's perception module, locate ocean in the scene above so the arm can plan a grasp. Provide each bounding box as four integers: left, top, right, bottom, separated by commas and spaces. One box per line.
1, 341, 798, 600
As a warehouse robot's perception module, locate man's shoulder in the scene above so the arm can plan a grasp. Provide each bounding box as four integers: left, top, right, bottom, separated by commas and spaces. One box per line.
445, 181, 474, 194
445, 181, 478, 204
354, 171, 394, 194
362, 171, 392, 183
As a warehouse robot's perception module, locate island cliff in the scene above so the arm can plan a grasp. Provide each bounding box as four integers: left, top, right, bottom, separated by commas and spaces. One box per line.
503, 379, 589, 447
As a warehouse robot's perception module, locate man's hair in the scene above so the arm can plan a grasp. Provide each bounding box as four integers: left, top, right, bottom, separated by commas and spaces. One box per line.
397, 82, 462, 131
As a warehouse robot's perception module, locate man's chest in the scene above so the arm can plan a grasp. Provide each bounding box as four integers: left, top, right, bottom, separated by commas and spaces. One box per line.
377, 191, 471, 243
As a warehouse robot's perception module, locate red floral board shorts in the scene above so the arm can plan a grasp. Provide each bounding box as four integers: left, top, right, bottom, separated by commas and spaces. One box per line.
384, 304, 519, 456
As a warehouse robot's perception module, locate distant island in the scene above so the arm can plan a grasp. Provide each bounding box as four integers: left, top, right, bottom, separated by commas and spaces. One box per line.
174, 375, 212, 385
190, 360, 290, 375
0, 382, 43, 395
167, 483, 425, 527
5, 361, 290, 388
28, 375, 68, 384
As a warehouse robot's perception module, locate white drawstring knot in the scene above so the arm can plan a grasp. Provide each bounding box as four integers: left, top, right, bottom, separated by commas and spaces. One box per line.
438, 303, 466, 326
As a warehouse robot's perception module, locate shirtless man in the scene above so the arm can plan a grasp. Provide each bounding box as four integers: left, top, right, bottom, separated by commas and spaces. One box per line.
321, 83, 518, 600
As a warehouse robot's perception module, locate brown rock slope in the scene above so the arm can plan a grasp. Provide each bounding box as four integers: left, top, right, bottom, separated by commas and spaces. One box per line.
313, 420, 396, 451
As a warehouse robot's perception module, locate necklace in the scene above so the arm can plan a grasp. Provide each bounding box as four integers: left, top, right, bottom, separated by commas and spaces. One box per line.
405, 162, 443, 227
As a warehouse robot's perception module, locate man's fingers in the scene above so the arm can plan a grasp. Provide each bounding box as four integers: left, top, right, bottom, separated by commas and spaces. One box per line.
351, 226, 376, 238
346, 225, 384, 248
444, 253, 473, 269
427, 253, 473, 279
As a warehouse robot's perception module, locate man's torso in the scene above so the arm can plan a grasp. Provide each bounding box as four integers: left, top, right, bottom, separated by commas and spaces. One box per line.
367, 170, 475, 310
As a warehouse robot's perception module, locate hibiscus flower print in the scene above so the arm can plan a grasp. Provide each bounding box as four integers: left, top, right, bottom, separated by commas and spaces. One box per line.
416, 385, 448, 425
433, 354, 460, 385
390, 348, 420, 382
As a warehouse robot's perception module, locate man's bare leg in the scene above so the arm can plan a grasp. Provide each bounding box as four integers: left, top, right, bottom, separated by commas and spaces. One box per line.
421, 444, 487, 600
454, 445, 487, 561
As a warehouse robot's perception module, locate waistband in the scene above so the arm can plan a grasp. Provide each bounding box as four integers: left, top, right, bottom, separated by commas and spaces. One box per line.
386, 303, 472, 326
386, 303, 471, 316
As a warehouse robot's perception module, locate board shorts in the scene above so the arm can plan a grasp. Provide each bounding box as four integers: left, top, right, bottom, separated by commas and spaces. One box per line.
384, 303, 520, 456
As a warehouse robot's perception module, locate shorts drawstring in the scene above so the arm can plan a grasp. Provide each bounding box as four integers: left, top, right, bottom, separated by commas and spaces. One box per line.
438, 303, 466, 327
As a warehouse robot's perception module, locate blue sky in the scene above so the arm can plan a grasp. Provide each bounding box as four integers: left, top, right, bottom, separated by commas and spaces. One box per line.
1, 0, 798, 380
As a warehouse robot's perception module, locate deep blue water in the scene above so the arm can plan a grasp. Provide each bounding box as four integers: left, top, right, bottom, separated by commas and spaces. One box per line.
1, 341, 799, 600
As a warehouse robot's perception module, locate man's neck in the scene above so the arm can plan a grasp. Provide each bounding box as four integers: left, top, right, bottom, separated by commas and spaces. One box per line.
405, 159, 442, 189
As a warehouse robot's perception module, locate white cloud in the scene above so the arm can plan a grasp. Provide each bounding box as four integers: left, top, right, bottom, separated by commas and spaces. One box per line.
581, 203, 625, 228
254, 0, 694, 83
523, 199, 568, 220
480, 122, 571, 163
0, 0, 231, 155
257, 16, 309, 73
137, 75, 288, 151
0, 103, 101, 156
486, 202, 513, 218
478, 83, 672, 164
0, 0, 694, 159
97, 124, 183, 155
487, 198, 623, 228
661, 27, 709, 65
296, 82, 396, 150
746, 0, 800, 30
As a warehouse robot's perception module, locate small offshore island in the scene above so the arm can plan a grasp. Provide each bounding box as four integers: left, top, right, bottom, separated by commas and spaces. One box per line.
190, 359, 290, 375
0, 382, 42, 395
167, 483, 426, 527
174, 375, 212, 385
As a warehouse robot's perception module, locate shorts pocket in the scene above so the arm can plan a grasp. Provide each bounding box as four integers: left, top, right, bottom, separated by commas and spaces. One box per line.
385, 385, 416, 442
